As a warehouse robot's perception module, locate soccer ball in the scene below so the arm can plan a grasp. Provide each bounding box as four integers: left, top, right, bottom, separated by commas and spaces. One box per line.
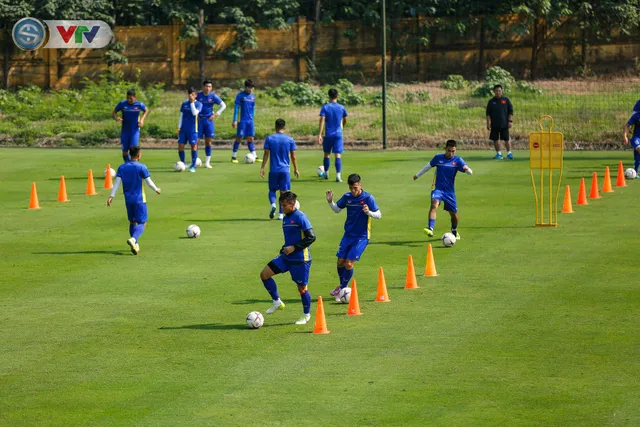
104, 167, 116, 178
246, 311, 264, 329
338, 287, 351, 304
624, 168, 637, 179
174, 161, 186, 172
442, 232, 456, 247
186, 224, 201, 238
195, 157, 202, 168
245, 153, 256, 164
317, 165, 325, 177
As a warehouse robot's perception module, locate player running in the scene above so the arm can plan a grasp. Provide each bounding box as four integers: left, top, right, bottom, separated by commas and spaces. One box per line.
259, 191, 316, 325
177, 87, 203, 173
326, 173, 381, 301
113, 89, 149, 164
486, 84, 514, 159
196, 80, 226, 168
318, 88, 348, 182
107, 146, 161, 255
231, 79, 261, 163
413, 139, 473, 238
623, 101, 640, 177
260, 119, 300, 220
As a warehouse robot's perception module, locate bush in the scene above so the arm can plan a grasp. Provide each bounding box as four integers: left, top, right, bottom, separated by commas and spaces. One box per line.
441, 75, 468, 90
404, 90, 431, 103
472, 66, 516, 97
516, 80, 543, 95
334, 79, 366, 106
369, 91, 398, 107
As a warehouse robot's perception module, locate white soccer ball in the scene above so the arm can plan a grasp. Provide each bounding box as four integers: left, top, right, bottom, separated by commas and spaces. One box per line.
317, 165, 325, 177
195, 157, 202, 168
245, 153, 256, 164
174, 161, 186, 172
246, 311, 264, 329
624, 168, 637, 179
104, 167, 116, 178
338, 287, 351, 304
186, 224, 201, 238
442, 232, 456, 247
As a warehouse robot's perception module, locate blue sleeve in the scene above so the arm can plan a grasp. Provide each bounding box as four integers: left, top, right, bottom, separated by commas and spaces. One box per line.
196, 101, 202, 112
114, 101, 123, 112
299, 214, 313, 231
140, 165, 150, 179
233, 104, 240, 122
457, 157, 467, 172
336, 194, 347, 209
429, 156, 438, 167
628, 112, 640, 126
140, 102, 147, 111
343, 106, 348, 117
367, 195, 379, 212
263, 136, 270, 150
213, 94, 222, 105
290, 138, 296, 151
634, 100, 640, 112
319, 105, 326, 117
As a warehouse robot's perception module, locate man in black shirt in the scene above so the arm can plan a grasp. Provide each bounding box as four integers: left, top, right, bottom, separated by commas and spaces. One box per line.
486, 84, 514, 159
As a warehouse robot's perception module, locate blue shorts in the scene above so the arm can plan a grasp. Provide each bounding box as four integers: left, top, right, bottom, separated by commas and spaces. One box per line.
178, 130, 198, 146
336, 235, 369, 261
198, 117, 215, 139
323, 135, 344, 154
126, 203, 148, 223
431, 189, 458, 213
236, 121, 255, 139
121, 130, 140, 152
268, 172, 291, 191
631, 137, 640, 150
269, 254, 311, 286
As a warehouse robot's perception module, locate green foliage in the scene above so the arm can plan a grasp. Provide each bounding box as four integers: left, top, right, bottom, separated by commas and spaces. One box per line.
333, 79, 367, 106
403, 90, 431, 103
369, 91, 398, 107
472, 66, 517, 97
441, 75, 469, 90
516, 80, 543, 95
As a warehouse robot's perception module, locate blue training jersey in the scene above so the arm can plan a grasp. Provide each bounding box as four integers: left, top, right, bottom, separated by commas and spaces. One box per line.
196, 91, 222, 118
336, 190, 379, 239
114, 100, 146, 133
282, 209, 313, 262
627, 111, 640, 139
429, 154, 467, 193
320, 102, 348, 137
116, 161, 150, 205
264, 132, 296, 173
234, 91, 255, 122
179, 100, 202, 133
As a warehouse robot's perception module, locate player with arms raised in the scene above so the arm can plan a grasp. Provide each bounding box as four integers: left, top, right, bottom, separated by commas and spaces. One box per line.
197, 80, 226, 168
113, 89, 149, 164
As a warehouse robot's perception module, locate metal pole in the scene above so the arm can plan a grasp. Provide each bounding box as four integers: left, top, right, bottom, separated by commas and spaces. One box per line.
381, 0, 387, 149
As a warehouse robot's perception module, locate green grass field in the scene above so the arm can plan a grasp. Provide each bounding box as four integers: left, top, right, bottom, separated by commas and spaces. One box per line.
1, 148, 639, 426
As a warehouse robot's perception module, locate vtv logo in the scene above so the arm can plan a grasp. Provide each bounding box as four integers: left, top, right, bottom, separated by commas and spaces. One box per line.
43, 20, 113, 48
55, 25, 101, 44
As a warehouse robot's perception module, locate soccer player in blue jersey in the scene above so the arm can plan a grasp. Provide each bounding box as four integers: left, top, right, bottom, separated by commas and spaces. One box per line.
413, 139, 473, 238
178, 87, 203, 173
113, 89, 149, 164
231, 79, 261, 163
318, 88, 348, 182
259, 191, 316, 325
624, 102, 640, 176
197, 80, 226, 168
260, 119, 300, 220
326, 173, 381, 300
107, 146, 161, 255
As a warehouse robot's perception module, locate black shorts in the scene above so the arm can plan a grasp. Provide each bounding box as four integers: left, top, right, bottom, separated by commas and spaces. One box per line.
490, 127, 510, 141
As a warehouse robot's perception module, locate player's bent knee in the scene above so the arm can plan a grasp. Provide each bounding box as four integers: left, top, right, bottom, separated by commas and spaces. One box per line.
337, 259, 346, 268
345, 260, 355, 269
260, 266, 274, 280
297, 285, 308, 294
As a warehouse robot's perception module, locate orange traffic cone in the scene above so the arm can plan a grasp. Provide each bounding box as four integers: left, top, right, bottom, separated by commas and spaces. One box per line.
561, 185, 573, 213
616, 161, 627, 187
312, 296, 330, 334
602, 167, 614, 193
347, 279, 362, 316
86, 169, 98, 195
424, 244, 438, 277
405, 255, 419, 289
375, 267, 390, 302
104, 164, 113, 189
57, 176, 69, 202
577, 178, 588, 205
29, 182, 40, 209
589, 172, 601, 199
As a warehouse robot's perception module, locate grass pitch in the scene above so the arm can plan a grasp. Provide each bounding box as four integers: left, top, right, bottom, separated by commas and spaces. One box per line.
1, 148, 639, 426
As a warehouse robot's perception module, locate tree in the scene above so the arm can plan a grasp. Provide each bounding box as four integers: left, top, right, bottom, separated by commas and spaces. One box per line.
0, 0, 33, 88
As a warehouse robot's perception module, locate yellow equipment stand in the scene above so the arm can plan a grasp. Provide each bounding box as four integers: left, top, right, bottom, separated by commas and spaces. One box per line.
530, 115, 564, 227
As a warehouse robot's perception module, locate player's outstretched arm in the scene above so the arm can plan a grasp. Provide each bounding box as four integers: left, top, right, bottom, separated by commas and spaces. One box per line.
463, 165, 473, 175
107, 177, 122, 205
414, 164, 433, 180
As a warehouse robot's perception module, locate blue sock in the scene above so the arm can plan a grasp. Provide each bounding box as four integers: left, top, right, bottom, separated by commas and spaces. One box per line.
428, 219, 435, 230
634, 151, 640, 172
179, 151, 186, 163
205, 145, 212, 157
279, 202, 283, 214
337, 266, 345, 284
262, 278, 279, 300
191, 149, 198, 168
323, 157, 330, 174
123, 154, 131, 163
248, 141, 255, 153
335, 157, 342, 173
129, 223, 135, 237
341, 267, 354, 288
268, 191, 277, 204
232, 141, 240, 157
132, 223, 145, 243
300, 288, 311, 315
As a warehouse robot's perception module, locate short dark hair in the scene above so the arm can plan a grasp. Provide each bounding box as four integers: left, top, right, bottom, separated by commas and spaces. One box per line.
275, 118, 286, 130
347, 173, 361, 186
187, 86, 197, 95
244, 79, 254, 88
279, 191, 297, 203
328, 88, 338, 99
446, 139, 457, 147
202, 80, 212, 86
493, 84, 503, 90
126, 89, 136, 97
129, 146, 141, 158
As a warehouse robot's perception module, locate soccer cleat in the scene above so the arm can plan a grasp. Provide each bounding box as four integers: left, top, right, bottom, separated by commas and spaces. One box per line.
493, 153, 504, 160
266, 300, 285, 314
205, 163, 213, 169
231, 157, 239, 164
127, 238, 139, 255
423, 227, 434, 237
335, 296, 341, 302
189, 167, 196, 173
277, 213, 284, 220
336, 177, 343, 183
454, 231, 461, 240
254, 157, 263, 163
506, 153, 514, 160
324, 172, 329, 180
269, 206, 277, 219
329, 286, 341, 297
294, 313, 311, 325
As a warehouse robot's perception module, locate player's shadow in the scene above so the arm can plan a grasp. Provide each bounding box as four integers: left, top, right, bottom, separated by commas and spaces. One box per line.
33, 250, 128, 256
231, 298, 300, 305
159, 322, 290, 330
